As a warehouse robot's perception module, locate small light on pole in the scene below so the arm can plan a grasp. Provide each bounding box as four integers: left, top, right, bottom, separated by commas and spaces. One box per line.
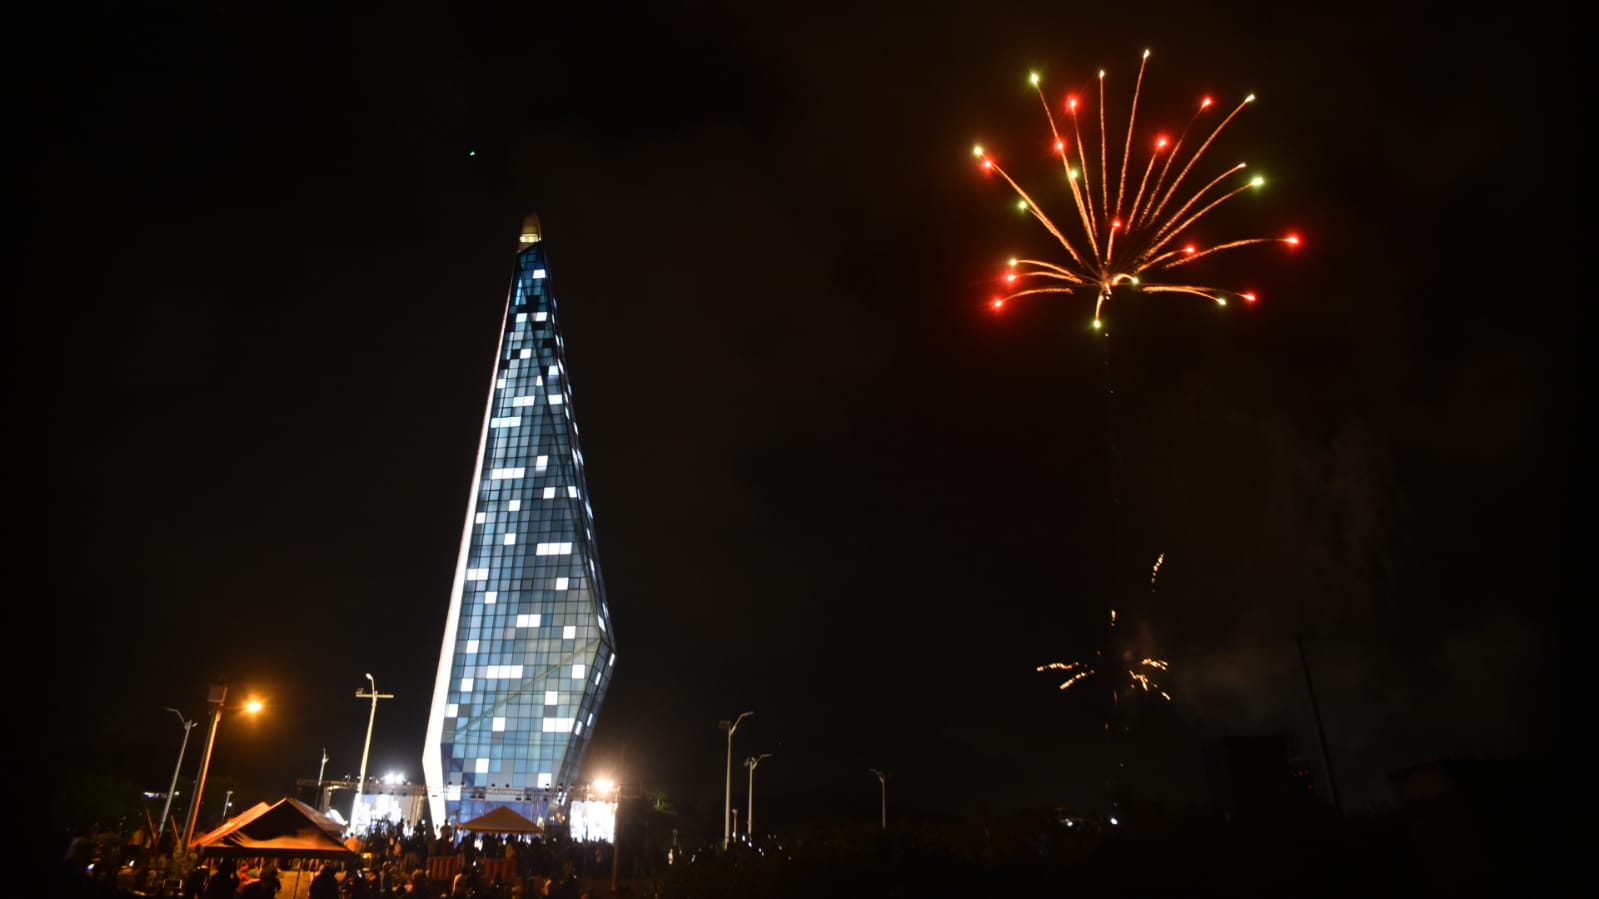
719, 711, 753, 850
744, 753, 772, 840
869, 769, 888, 830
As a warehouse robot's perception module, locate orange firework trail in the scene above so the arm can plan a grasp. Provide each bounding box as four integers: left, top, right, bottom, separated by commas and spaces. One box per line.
973, 49, 1299, 324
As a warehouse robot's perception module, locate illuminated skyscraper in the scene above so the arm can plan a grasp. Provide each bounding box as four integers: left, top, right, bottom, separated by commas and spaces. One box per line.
422, 214, 617, 829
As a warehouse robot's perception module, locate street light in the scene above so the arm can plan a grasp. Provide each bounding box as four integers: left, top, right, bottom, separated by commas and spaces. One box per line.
354, 673, 394, 797
868, 769, 888, 830
158, 708, 196, 851
181, 685, 263, 848
744, 753, 772, 840
719, 711, 753, 850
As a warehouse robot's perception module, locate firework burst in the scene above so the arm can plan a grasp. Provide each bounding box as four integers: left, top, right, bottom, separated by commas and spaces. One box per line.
974, 49, 1298, 325
1037, 607, 1174, 708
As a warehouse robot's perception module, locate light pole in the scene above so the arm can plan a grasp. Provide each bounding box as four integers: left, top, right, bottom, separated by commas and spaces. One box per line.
220, 790, 235, 827
719, 711, 753, 850
868, 769, 888, 830
355, 673, 394, 798
182, 685, 261, 848
744, 753, 772, 840
181, 685, 227, 849
158, 708, 195, 851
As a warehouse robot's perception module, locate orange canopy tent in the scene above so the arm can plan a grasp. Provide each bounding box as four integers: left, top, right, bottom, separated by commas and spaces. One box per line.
191, 797, 359, 860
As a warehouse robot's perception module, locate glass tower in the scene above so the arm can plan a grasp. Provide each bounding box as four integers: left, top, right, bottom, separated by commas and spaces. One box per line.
422, 214, 617, 829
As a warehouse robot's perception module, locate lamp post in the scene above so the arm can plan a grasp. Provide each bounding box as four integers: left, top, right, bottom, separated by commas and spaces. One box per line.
719, 711, 753, 850
868, 769, 888, 830
354, 673, 394, 798
182, 683, 266, 849
180, 686, 263, 848
158, 708, 195, 851
180, 685, 227, 849
744, 753, 772, 839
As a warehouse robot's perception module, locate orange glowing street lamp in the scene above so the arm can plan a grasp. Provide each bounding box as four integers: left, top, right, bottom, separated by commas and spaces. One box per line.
181, 684, 263, 848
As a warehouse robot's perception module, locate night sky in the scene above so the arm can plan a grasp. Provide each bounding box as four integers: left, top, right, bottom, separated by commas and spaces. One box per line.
24, 2, 1573, 837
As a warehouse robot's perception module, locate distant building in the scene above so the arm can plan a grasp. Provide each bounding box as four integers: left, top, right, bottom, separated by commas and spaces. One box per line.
1205, 733, 1319, 821
420, 214, 618, 830
1387, 756, 1540, 886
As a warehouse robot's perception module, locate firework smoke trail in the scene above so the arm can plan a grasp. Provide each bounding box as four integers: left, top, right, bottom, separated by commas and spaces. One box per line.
974, 49, 1298, 324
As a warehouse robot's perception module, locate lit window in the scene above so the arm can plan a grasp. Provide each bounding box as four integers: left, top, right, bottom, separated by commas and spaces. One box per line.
466, 640, 479, 653
568, 486, 578, 498
475, 758, 489, 774
461, 678, 475, 692
536, 455, 549, 470
489, 468, 525, 480
447, 704, 459, 717
504, 533, 516, 545
575, 721, 584, 736
542, 487, 556, 499
597, 616, 605, 632
496, 378, 507, 389
542, 718, 574, 733
533, 269, 547, 279
508, 500, 521, 511
538, 773, 552, 788
516, 313, 528, 323
534, 312, 548, 321
548, 365, 560, 376
516, 613, 541, 628
555, 577, 569, 590
572, 664, 585, 680
485, 592, 497, 605
562, 625, 576, 639
545, 691, 558, 706
549, 394, 564, 405
511, 395, 534, 407
490, 416, 522, 428
519, 349, 532, 359
475, 513, 486, 524
608, 655, 616, 667
492, 717, 506, 732
466, 568, 488, 581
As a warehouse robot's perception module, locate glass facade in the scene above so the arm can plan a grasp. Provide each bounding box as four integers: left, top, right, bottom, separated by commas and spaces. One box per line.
422, 215, 616, 829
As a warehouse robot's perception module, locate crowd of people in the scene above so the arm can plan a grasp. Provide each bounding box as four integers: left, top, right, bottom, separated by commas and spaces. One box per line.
64, 818, 628, 898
